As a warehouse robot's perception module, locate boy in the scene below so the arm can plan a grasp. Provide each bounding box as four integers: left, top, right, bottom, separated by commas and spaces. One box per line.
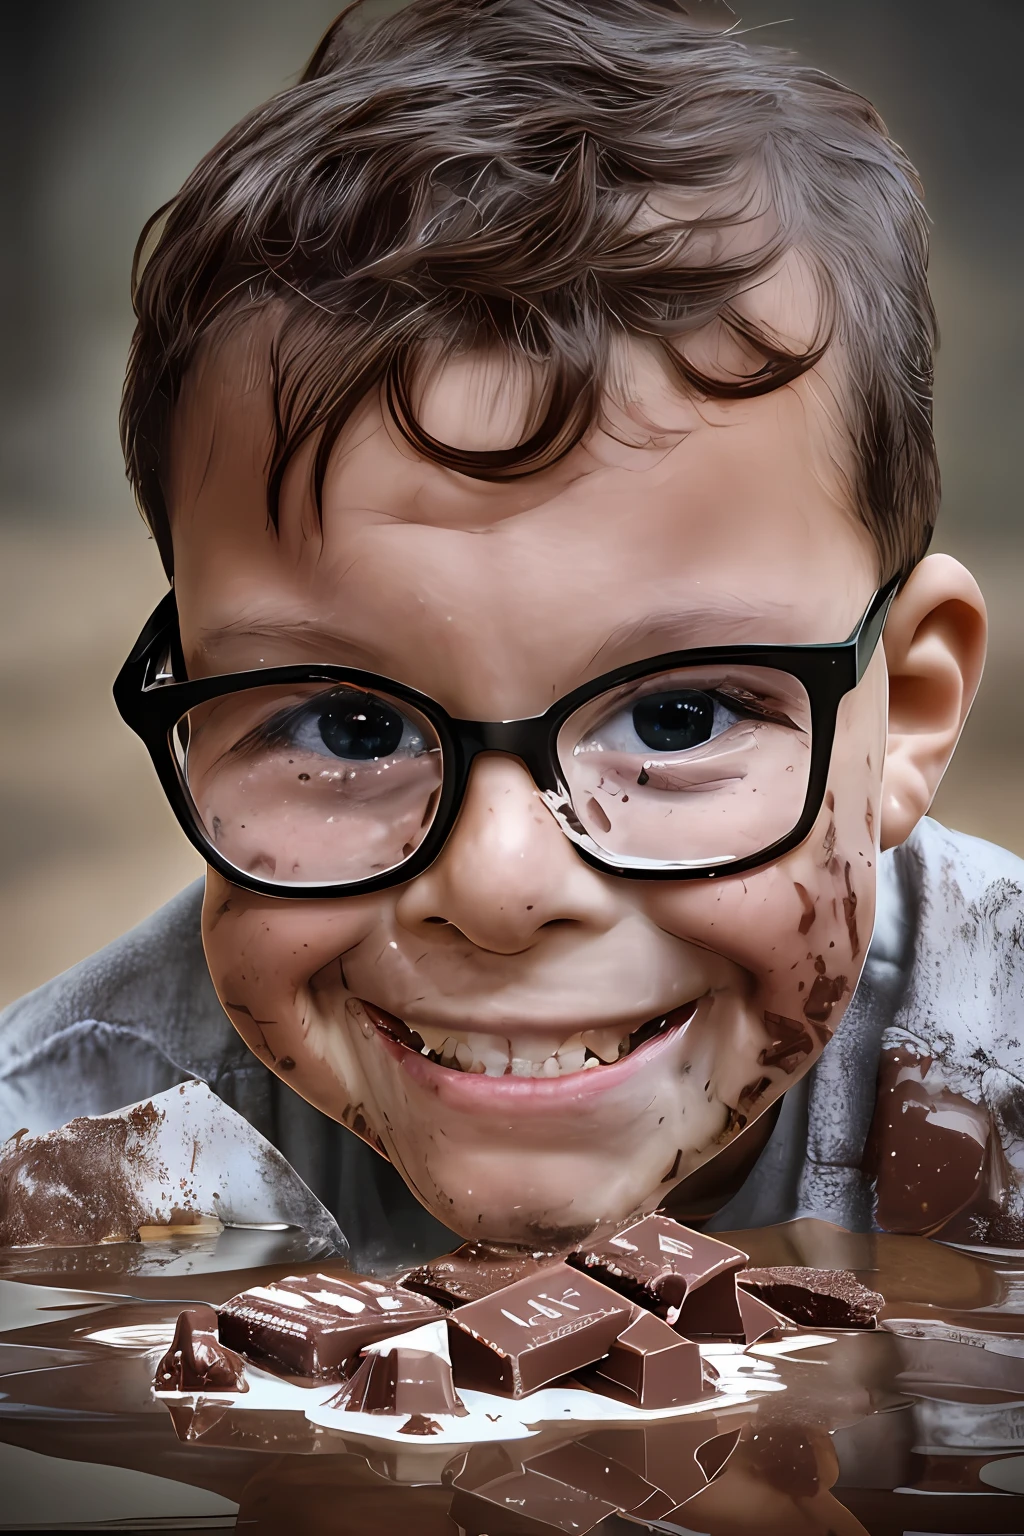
0, 0, 1013, 1269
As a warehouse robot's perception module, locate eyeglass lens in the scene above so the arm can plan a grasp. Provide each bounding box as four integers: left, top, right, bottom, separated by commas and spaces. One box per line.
550, 663, 812, 870
174, 683, 444, 884
172, 663, 812, 886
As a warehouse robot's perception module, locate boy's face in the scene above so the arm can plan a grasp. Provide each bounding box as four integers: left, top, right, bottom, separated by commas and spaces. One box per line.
171, 319, 884, 1249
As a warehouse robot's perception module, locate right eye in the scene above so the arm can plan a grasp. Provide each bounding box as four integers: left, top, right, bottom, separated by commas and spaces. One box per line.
231, 687, 429, 764
306, 694, 406, 760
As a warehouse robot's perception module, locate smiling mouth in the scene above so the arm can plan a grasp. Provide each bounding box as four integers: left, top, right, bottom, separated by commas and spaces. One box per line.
359, 1000, 699, 1079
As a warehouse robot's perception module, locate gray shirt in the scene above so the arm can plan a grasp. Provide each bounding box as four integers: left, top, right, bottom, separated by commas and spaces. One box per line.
4, 817, 1024, 1265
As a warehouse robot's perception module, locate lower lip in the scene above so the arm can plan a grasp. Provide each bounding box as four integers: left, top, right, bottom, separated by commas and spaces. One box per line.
364, 1002, 698, 1110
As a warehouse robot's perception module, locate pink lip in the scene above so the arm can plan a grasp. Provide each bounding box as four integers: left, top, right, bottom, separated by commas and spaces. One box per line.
364, 1001, 698, 1114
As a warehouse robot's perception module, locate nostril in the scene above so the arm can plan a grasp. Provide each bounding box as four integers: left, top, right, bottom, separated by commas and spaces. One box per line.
423, 915, 448, 925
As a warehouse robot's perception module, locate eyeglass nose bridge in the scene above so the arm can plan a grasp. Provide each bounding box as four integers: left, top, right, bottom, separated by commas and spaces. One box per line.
456, 715, 562, 794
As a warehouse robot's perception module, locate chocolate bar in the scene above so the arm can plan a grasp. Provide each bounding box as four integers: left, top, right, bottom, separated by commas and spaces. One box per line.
737, 1266, 882, 1329
402, 1241, 552, 1307
569, 1214, 748, 1335
326, 1346, 467, 1416
155, 1305, 248, 1393
589, 1308, 704, 1408
218, 1272, 443, 1380
446, 1260, 632, 1397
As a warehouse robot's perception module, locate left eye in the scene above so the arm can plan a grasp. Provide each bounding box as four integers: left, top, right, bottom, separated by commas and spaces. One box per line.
583, 689, 742, 755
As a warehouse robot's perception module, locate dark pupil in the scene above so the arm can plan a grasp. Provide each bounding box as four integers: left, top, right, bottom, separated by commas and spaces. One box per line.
318, 694, 404, 760
632, 690, 714, 753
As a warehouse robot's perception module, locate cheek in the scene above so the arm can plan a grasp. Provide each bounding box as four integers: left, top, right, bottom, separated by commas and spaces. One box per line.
638, 702, 882, 1081
200, 873, 382, 1089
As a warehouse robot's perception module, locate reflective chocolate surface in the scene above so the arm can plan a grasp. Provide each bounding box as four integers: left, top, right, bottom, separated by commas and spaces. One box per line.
3, 1219, 1024, 1532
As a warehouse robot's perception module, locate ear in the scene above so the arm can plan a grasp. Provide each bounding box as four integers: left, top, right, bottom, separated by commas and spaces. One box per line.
880, 553, 987, 850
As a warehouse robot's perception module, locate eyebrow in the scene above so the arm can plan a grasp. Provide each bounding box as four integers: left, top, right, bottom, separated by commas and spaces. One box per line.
580, 594, 801, 677
196, 618, 387, 671
198, 593, 803, 685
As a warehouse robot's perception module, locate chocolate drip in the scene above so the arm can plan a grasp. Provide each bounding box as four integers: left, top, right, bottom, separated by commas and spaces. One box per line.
154, 1306, 247, 1393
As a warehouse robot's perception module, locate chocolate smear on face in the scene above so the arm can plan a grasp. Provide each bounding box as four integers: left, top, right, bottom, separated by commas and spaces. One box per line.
842, 861, 860, 958
739, 1076, 772, 1111
327, 1346, 466, 1416
802, 961, 847, 1026
760, 1012, 814, 1073
793, 881, 816, 934
155, 1306, 248, 1393
737, 1266, 882, 1329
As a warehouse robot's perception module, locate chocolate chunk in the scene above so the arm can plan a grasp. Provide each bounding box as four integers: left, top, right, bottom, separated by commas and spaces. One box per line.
737, 1287, 788, 1344
590, 1309, 704, 1408
398, 1413, 443, 1435
327, 1346, 467, 1416
447, 1260, 632, 1397
218, 1272, 443, 1380
402, 1242, 552, 1307
737, 1266, 882, 1329
569, 1214, 748, 1336
154, 1306, 248, 1393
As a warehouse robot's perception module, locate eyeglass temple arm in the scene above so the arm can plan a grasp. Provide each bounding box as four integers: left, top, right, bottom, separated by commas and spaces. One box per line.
852, 575, 901, 681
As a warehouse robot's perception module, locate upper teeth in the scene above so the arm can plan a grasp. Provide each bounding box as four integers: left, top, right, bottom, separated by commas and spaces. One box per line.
410, 1023, 630, 1077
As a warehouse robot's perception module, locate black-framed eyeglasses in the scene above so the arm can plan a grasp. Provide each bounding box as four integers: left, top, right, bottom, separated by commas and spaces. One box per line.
114, 581, 897, 900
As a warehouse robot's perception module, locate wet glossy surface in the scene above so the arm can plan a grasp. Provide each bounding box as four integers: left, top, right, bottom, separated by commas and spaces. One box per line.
2, 1220, 1024, 1532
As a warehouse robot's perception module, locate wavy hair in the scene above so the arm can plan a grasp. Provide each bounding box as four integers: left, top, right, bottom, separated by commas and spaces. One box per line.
122, 0, 938, 580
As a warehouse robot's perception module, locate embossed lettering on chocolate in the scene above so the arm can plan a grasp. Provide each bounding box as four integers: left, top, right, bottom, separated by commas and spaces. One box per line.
446, 1261, 632, 1396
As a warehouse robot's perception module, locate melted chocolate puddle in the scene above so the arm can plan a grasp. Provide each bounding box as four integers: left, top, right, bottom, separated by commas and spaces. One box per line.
2, 1222, 1024, 1531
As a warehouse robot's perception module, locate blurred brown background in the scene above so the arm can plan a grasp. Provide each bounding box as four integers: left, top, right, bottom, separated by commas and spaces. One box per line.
0, 0, 1021, 1008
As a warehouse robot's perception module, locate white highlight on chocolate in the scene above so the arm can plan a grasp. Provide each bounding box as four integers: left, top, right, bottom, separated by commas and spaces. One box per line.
152, 1327, 792, 1449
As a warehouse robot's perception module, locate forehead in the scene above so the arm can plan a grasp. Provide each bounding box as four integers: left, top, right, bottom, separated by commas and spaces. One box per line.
168, 331, 876, 715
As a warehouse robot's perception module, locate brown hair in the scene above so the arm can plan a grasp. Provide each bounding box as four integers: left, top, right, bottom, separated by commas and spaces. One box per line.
122, 0, 938, 581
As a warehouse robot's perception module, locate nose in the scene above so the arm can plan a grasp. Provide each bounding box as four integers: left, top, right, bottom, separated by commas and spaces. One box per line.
394, 754, 618, 953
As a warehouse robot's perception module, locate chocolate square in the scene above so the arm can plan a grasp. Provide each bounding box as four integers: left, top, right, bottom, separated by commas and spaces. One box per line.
446, 1260, 632, 1397
569, 1214, 748, 1336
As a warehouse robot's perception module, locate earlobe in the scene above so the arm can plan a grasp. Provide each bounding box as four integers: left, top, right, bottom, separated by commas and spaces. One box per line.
880, 554, 987, 849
